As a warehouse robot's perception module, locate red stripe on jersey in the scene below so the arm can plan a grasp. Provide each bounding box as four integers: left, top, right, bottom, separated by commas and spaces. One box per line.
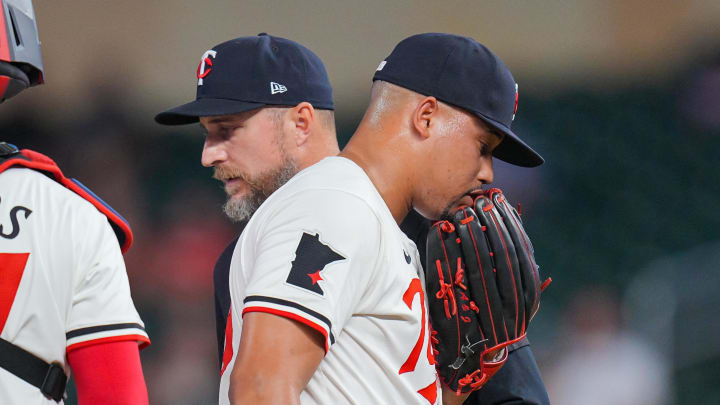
0, 253, 29, 332
242, 306, 330, 353
67, 334, 150, 353
220, 308, 233, 376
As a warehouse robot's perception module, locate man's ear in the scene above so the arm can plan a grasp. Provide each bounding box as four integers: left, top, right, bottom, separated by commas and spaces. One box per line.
412, 96, 438, 139
291, 102, 314, 146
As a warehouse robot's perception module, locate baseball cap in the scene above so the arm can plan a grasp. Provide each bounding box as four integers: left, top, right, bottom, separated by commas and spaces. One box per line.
155, 33, 333, 125
373, 33, 543, 167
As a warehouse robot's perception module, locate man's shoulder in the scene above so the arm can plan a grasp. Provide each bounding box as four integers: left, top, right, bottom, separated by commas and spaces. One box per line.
242, 158, 388, 247
271, 156, 381, 208
1, 167, 97, 213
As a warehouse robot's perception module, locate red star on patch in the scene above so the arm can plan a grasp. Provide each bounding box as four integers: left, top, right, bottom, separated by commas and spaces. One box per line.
308, 270, 323, 285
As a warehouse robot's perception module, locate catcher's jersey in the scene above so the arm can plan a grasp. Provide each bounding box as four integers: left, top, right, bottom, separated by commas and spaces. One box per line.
0, 168, 149, 404
218, 157, 440, 405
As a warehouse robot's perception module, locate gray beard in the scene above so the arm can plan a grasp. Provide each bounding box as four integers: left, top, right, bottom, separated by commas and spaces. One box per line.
222, 159, 299, 222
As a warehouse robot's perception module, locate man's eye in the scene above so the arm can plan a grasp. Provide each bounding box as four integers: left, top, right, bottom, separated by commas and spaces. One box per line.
219, 127, 235, 139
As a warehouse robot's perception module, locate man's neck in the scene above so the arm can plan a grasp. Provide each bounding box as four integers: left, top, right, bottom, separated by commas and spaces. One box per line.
339, 129, 414, 224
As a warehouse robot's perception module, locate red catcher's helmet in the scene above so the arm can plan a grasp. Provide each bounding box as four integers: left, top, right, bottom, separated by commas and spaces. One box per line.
0, 0, 43, 103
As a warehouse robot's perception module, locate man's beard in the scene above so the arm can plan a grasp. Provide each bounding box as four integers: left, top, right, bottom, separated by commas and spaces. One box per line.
214, 159, 299, 222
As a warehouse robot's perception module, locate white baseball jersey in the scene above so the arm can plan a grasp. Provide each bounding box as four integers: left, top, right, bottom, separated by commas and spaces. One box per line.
0, 167, 149, 404
218, 157, 440, 405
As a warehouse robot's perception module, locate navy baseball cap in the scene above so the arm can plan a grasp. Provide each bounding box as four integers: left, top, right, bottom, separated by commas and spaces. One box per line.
373, 33, 543, 167
155, 33, 334, 126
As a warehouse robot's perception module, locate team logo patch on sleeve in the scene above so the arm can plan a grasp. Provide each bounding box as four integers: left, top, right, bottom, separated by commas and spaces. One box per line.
286, 232, 345, 295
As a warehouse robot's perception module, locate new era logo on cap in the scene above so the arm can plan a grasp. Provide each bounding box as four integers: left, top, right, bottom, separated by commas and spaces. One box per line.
270, 81, 287, 94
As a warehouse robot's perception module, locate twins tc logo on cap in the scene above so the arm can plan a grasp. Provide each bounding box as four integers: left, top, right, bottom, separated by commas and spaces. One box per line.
197, 50, 217, 86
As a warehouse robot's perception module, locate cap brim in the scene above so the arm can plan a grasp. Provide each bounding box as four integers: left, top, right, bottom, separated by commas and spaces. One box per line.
472, 112, 544, 168
154, 98, 266, 126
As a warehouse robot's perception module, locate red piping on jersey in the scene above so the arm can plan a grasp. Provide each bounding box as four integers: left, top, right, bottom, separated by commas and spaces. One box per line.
67, 334, 150, 353
0, 149, 133, 253
242, 306, 330, 353
221, 308, 233, 376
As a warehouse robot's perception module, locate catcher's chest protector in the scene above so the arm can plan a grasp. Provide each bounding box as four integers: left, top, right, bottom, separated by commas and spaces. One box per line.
0, 143, 133, 253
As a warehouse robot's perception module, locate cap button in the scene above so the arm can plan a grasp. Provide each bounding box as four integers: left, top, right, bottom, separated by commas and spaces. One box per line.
258, 32, 268, 36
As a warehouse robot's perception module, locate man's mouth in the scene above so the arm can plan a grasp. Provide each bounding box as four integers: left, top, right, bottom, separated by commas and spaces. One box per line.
457, 194, 475, 207
223, 177, 249, 197
223, 177, 242, 185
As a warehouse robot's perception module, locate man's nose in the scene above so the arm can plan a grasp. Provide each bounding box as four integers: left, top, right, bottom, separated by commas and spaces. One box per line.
476, 157, 494, 185
201, 139, 227, 168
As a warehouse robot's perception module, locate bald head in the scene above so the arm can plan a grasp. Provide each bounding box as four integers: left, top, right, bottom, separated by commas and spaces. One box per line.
363, 81, 426, 128
341, 80, 504, 222
267, 107, 336, 134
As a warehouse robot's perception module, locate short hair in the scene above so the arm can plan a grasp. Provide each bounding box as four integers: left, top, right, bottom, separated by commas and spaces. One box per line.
316, 109, 336, 132
266, 106, 335, 131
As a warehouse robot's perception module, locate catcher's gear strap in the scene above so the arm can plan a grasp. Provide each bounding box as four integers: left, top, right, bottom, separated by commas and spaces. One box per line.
0, 337, 67, 402
0, 142, 133, 253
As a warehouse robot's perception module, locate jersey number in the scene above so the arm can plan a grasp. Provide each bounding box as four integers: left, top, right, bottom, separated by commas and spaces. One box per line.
0, 253, 30, 332
399, 278, 437, 404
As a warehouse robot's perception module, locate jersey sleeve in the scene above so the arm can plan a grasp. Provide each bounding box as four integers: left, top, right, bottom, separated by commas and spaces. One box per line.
65, 207, 149, 352
238, 189, 382, 352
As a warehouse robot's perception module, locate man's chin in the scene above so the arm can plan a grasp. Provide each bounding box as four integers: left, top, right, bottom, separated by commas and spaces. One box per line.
226, 192, 246, 202
222, 193, 261, 222
437, 195, 474, 220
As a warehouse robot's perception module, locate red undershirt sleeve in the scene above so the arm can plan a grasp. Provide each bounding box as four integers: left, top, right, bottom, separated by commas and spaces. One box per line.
67, 340, 148, 405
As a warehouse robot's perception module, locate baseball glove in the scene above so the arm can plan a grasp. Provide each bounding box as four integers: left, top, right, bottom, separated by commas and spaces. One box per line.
425, 188, 550, 395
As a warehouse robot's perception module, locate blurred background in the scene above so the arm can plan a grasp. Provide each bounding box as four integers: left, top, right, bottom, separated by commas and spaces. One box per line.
3, 1, 720, 403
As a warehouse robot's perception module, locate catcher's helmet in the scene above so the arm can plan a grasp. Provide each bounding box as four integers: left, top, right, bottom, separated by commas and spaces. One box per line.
0, 0, 43, 103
